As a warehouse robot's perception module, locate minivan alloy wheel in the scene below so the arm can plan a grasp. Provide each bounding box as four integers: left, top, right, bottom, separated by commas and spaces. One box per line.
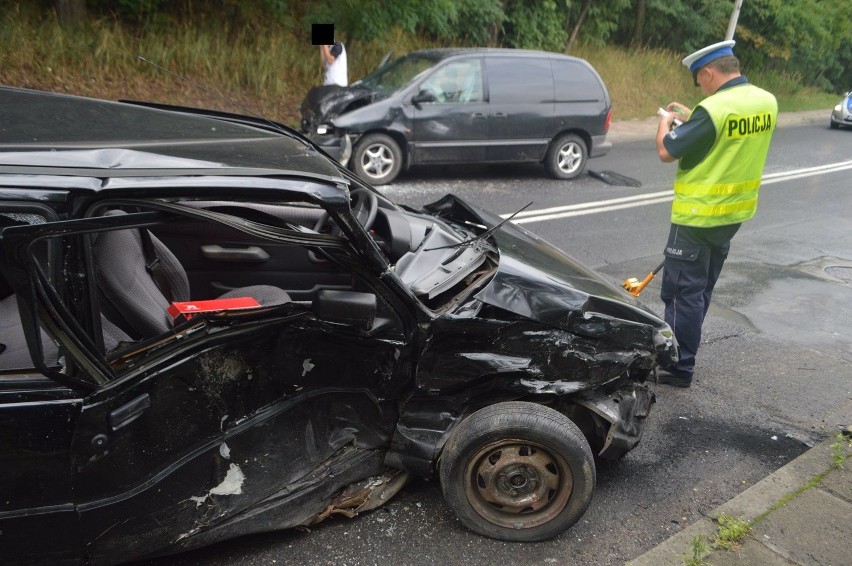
353, 133, 402, 185
363, 144, 393, 176
557, 143, 583, 173
545, 133, 588, 180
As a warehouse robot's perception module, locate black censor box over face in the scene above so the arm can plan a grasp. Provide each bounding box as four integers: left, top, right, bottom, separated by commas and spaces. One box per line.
312, 23, 334, 45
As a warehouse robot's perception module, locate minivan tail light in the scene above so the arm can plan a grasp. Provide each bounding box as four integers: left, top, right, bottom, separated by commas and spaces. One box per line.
605, 110, 613, 133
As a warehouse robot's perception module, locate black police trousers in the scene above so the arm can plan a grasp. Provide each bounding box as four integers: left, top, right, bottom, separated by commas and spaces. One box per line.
660, 222, 741, 376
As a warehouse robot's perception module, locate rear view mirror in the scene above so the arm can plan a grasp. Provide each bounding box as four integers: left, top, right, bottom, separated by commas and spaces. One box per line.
312, 289, 376, 330
411, 89, 437, 107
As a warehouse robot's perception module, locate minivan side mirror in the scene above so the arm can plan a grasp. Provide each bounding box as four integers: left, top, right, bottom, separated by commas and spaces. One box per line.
411, 89, 437, 108
312, 289, 377, 330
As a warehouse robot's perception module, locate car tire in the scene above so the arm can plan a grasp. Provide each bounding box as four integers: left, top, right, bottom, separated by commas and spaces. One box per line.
830, 120, 839, 130
439, 401, 596, 542
545, 133, 588, 180
352, 133, 403, 185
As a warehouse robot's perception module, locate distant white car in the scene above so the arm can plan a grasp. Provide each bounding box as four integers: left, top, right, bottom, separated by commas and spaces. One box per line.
830, 91, 851, 129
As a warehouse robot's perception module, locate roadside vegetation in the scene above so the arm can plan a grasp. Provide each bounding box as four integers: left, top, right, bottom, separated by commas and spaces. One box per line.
0, 1, 845, 128
831, 431, 851, 469
683, 534, 708, 566
713, 513, 751, 550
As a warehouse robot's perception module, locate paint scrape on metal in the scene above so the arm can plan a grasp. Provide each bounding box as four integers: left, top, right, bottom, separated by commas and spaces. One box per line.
209, 463, 245, 496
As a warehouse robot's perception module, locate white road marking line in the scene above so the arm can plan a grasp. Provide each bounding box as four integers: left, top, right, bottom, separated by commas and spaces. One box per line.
512, 197, 674, 224
503, 161, 852, 224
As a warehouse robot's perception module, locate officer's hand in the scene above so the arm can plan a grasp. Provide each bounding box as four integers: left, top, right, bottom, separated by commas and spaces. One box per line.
666, 102, 691, 121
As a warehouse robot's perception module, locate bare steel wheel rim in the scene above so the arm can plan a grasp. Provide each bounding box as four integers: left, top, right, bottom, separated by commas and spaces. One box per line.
361, 143, 395, 180
464, 439, 573, 529
557, 142, 582, 174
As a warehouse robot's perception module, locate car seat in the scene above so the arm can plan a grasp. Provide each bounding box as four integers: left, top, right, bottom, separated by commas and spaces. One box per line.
0, 293, 131, 371
92, 210, 291, 339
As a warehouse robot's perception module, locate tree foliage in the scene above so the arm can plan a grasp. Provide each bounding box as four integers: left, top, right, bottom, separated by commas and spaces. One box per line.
299, 0, 505, 45
503, 0, 567, 52
45, 0, 852, 92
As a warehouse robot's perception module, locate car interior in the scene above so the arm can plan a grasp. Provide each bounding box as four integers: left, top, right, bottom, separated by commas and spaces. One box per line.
421, 60, 483, 104
93, 209, 292, 339
0, 187, 499, 374
0, 212, 127, 372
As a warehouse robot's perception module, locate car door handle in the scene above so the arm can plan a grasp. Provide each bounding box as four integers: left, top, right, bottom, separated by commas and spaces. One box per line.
471, 112, 486, 119
493, 112, 508, 119
201, 245, 270, 262
109, 393, 151, 431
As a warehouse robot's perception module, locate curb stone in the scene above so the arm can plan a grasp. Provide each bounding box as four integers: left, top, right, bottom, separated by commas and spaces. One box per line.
625, 436, 850, 566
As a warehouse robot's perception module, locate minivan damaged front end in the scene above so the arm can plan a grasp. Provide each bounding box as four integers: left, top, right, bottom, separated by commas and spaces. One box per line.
300, 85, 394, 166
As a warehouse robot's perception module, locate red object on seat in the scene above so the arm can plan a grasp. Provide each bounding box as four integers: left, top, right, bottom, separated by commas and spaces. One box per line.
167, 297, 261, 322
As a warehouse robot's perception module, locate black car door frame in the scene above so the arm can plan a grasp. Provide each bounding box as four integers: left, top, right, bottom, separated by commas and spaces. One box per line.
4, 193, 418, 564
0, 200, 88, 565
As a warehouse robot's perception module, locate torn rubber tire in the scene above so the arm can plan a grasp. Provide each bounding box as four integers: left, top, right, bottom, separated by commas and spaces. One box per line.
439, 401, 596, 542
545, 133, 588, 180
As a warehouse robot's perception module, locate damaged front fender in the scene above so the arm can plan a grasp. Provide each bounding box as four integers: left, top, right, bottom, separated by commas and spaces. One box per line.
572, 383, 655, 460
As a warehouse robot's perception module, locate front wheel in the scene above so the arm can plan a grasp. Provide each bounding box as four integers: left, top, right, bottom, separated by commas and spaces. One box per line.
439, 401, 595, 542
352, 133, 403, 185
545, 133, 588, 180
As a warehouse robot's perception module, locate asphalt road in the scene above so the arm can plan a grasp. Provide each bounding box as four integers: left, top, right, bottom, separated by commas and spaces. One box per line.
139, 119, 852, 566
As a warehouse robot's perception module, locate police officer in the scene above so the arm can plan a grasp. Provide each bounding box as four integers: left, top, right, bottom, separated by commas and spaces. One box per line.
655, 40, 778, 387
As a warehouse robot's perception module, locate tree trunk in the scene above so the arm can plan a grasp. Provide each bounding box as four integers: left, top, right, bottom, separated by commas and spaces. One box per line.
493, 0, 511, 45
631, 0, 646, 47
566, 0, 592, 53
56, 0, 86, 28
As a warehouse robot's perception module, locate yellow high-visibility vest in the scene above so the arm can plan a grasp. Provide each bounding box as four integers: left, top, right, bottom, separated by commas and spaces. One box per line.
673, 83, 777, 227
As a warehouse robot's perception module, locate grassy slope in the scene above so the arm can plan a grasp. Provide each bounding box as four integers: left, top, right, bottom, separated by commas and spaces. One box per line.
0, 7, 838, 128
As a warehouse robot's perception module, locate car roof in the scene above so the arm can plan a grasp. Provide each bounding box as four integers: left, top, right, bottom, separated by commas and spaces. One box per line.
0, 87, 347, 184
408, 47, 590, 64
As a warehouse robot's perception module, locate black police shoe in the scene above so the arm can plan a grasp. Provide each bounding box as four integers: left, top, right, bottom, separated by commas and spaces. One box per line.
657, 367, 693, 388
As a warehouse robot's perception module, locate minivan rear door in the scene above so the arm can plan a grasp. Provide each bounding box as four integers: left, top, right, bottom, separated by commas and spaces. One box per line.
411, 58, 488, 164
485, 57, 555, 161
550, 58, 609, 136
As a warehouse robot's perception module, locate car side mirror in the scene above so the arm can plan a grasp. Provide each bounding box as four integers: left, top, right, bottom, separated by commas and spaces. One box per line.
312, 289, 377, 330
411, 89, 437, 108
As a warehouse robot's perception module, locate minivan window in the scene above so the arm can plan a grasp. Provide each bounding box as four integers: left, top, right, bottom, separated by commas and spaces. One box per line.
552, 60, 603, 101
487, 58, 553, 104
356, 54, 438, 95
420, 59, 484, 103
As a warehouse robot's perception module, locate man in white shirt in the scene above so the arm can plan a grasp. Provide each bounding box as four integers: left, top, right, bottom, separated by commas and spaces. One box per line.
321, 42, 348, 87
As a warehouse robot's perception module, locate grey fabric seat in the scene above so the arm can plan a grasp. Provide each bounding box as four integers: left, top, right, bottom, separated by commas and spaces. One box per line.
92, 210, 290, 339
0, 293, 131, 371
0, 294, 58, 370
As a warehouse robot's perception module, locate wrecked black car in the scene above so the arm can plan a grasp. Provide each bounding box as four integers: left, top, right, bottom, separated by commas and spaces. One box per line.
0, 86, 675, 564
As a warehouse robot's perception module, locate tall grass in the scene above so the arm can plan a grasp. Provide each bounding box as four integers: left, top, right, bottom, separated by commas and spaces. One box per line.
0, 5, 838, 127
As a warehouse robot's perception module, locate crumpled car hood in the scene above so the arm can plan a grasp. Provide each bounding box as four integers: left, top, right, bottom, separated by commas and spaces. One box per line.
301, 85, 377, 127
479, 226, 661, 328
423, 195, 676, 363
